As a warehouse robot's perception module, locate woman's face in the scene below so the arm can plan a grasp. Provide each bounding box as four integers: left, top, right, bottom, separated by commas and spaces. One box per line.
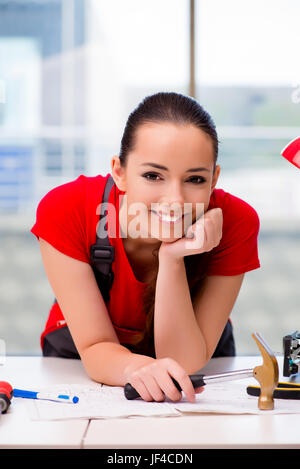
112, 122, 220, 246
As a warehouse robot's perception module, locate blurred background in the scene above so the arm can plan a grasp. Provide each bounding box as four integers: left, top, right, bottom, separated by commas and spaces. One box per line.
0, 0, 299, 357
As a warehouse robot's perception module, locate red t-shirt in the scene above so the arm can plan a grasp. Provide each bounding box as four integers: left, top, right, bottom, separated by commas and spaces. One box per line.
31, 173, 260, 346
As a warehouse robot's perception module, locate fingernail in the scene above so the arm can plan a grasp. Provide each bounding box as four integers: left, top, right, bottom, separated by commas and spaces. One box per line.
186, 232, 195, 239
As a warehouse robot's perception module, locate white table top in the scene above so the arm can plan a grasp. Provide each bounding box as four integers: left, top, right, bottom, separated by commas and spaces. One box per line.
0, 356, 90, 449
1, 355, 299, 449
85, 355, 300, 449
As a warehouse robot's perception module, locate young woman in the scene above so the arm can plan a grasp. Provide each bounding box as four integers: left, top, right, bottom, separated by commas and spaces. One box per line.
31, 92, 260, 404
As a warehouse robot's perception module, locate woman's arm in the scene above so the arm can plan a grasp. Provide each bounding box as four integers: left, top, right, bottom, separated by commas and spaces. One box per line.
154, 206, 244, 373
38, 238, 200, 402
38, 238, 205, 402
154, 254, 206, 372
38, 238, 154, 386
154, 250, 244, 373
192, 273, 244, 362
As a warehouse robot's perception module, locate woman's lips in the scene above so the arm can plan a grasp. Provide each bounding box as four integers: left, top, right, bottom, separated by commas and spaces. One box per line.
150, 210, 184, 224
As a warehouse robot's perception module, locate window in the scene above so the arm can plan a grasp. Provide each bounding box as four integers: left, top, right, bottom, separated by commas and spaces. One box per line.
196, 0, 300, 354
0, 0, 298, 356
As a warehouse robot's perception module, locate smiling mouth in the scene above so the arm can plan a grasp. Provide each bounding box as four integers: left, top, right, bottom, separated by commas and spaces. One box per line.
150, 210, 184, 223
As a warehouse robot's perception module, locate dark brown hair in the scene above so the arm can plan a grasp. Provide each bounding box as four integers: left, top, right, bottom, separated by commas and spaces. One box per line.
118, 92, 219, 356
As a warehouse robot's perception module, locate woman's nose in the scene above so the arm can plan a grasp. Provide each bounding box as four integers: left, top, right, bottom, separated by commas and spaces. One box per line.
159, 182, 185, 212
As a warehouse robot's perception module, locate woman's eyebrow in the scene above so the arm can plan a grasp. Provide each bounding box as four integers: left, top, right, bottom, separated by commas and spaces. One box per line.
140, 163, 210, 173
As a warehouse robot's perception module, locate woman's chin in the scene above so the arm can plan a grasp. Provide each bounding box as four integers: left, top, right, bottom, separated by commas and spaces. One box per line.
151, 231, 184, 243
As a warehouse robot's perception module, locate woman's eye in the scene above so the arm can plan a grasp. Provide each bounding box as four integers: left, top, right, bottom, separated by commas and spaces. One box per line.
142, 173, 206, 184
188, 176, 206, 184
142, 172, 161, 181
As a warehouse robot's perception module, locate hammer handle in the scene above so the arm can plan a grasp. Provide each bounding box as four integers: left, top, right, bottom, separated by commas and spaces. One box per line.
124, 369, 254, 400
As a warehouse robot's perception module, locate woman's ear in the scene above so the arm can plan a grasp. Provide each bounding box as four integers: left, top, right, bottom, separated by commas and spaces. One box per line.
111, 156, 127, 192
210, 164, 221, 193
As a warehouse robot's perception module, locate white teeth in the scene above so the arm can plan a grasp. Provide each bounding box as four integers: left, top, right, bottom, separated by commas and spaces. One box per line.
152, 211, 182, 222
161, 214, 181, 222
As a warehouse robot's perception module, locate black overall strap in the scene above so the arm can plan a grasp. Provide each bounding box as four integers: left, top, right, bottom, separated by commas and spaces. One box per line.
43, 176, 116, 358
51, 175, 115, 306
90, 175, 115, 302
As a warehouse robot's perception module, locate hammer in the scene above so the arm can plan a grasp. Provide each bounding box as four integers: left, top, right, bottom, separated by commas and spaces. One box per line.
124, 332, 279, 410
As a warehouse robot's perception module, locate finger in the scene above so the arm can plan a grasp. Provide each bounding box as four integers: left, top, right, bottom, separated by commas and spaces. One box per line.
210, 208, 223, 234
185, 230, 195, 239
161, 359, 196, 403
184, 208, 222, 253
151, 369, 182, 402
205, 207, 223, 221
203, 208, 222, 228
202, 209, 223, 249
130, 376, 154, 402
174, 374, 196, 403
139, 373, 165, 402
203, 216, 217, 250
186, 218, 205, 247
194, 386, 205, 394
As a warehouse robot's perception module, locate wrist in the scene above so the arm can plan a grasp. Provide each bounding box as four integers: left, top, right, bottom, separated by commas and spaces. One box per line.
123, 354, 155, 381
158, 247, 185, 266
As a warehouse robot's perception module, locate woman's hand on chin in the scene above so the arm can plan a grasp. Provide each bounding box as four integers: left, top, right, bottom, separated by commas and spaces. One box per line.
158, 208, 223, 261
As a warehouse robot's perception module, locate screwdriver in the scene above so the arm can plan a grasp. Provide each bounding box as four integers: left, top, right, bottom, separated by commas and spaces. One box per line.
0, 381, 13, 415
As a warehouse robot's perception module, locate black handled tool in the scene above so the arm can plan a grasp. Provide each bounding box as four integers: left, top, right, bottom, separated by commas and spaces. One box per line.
124, 369, 254, 400
247, 382, 300, 400
124, 332, 279, 411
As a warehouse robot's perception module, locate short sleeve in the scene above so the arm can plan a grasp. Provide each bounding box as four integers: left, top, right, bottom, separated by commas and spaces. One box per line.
30, 176, 90, 263
206, 195, 260, 276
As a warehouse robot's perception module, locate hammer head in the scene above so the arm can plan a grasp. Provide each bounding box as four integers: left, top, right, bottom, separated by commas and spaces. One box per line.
281, 136, 300, 169
252, 332, 279, 410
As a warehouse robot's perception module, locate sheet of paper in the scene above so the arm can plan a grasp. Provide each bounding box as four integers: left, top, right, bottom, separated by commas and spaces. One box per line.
21, 380, 300, 421
173, 380, 300, 415
24, 383, 180, 421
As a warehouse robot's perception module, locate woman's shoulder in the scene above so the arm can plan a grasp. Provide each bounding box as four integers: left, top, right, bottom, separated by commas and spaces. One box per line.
31, 173, 112, 263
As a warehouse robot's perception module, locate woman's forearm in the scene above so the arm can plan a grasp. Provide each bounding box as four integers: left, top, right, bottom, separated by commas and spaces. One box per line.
81, 252, 208, 384
154, 252, 207, 374
81, 341, 155, 386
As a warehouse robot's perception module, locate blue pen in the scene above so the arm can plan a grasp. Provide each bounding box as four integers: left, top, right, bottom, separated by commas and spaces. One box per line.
13, 388, 79, 404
